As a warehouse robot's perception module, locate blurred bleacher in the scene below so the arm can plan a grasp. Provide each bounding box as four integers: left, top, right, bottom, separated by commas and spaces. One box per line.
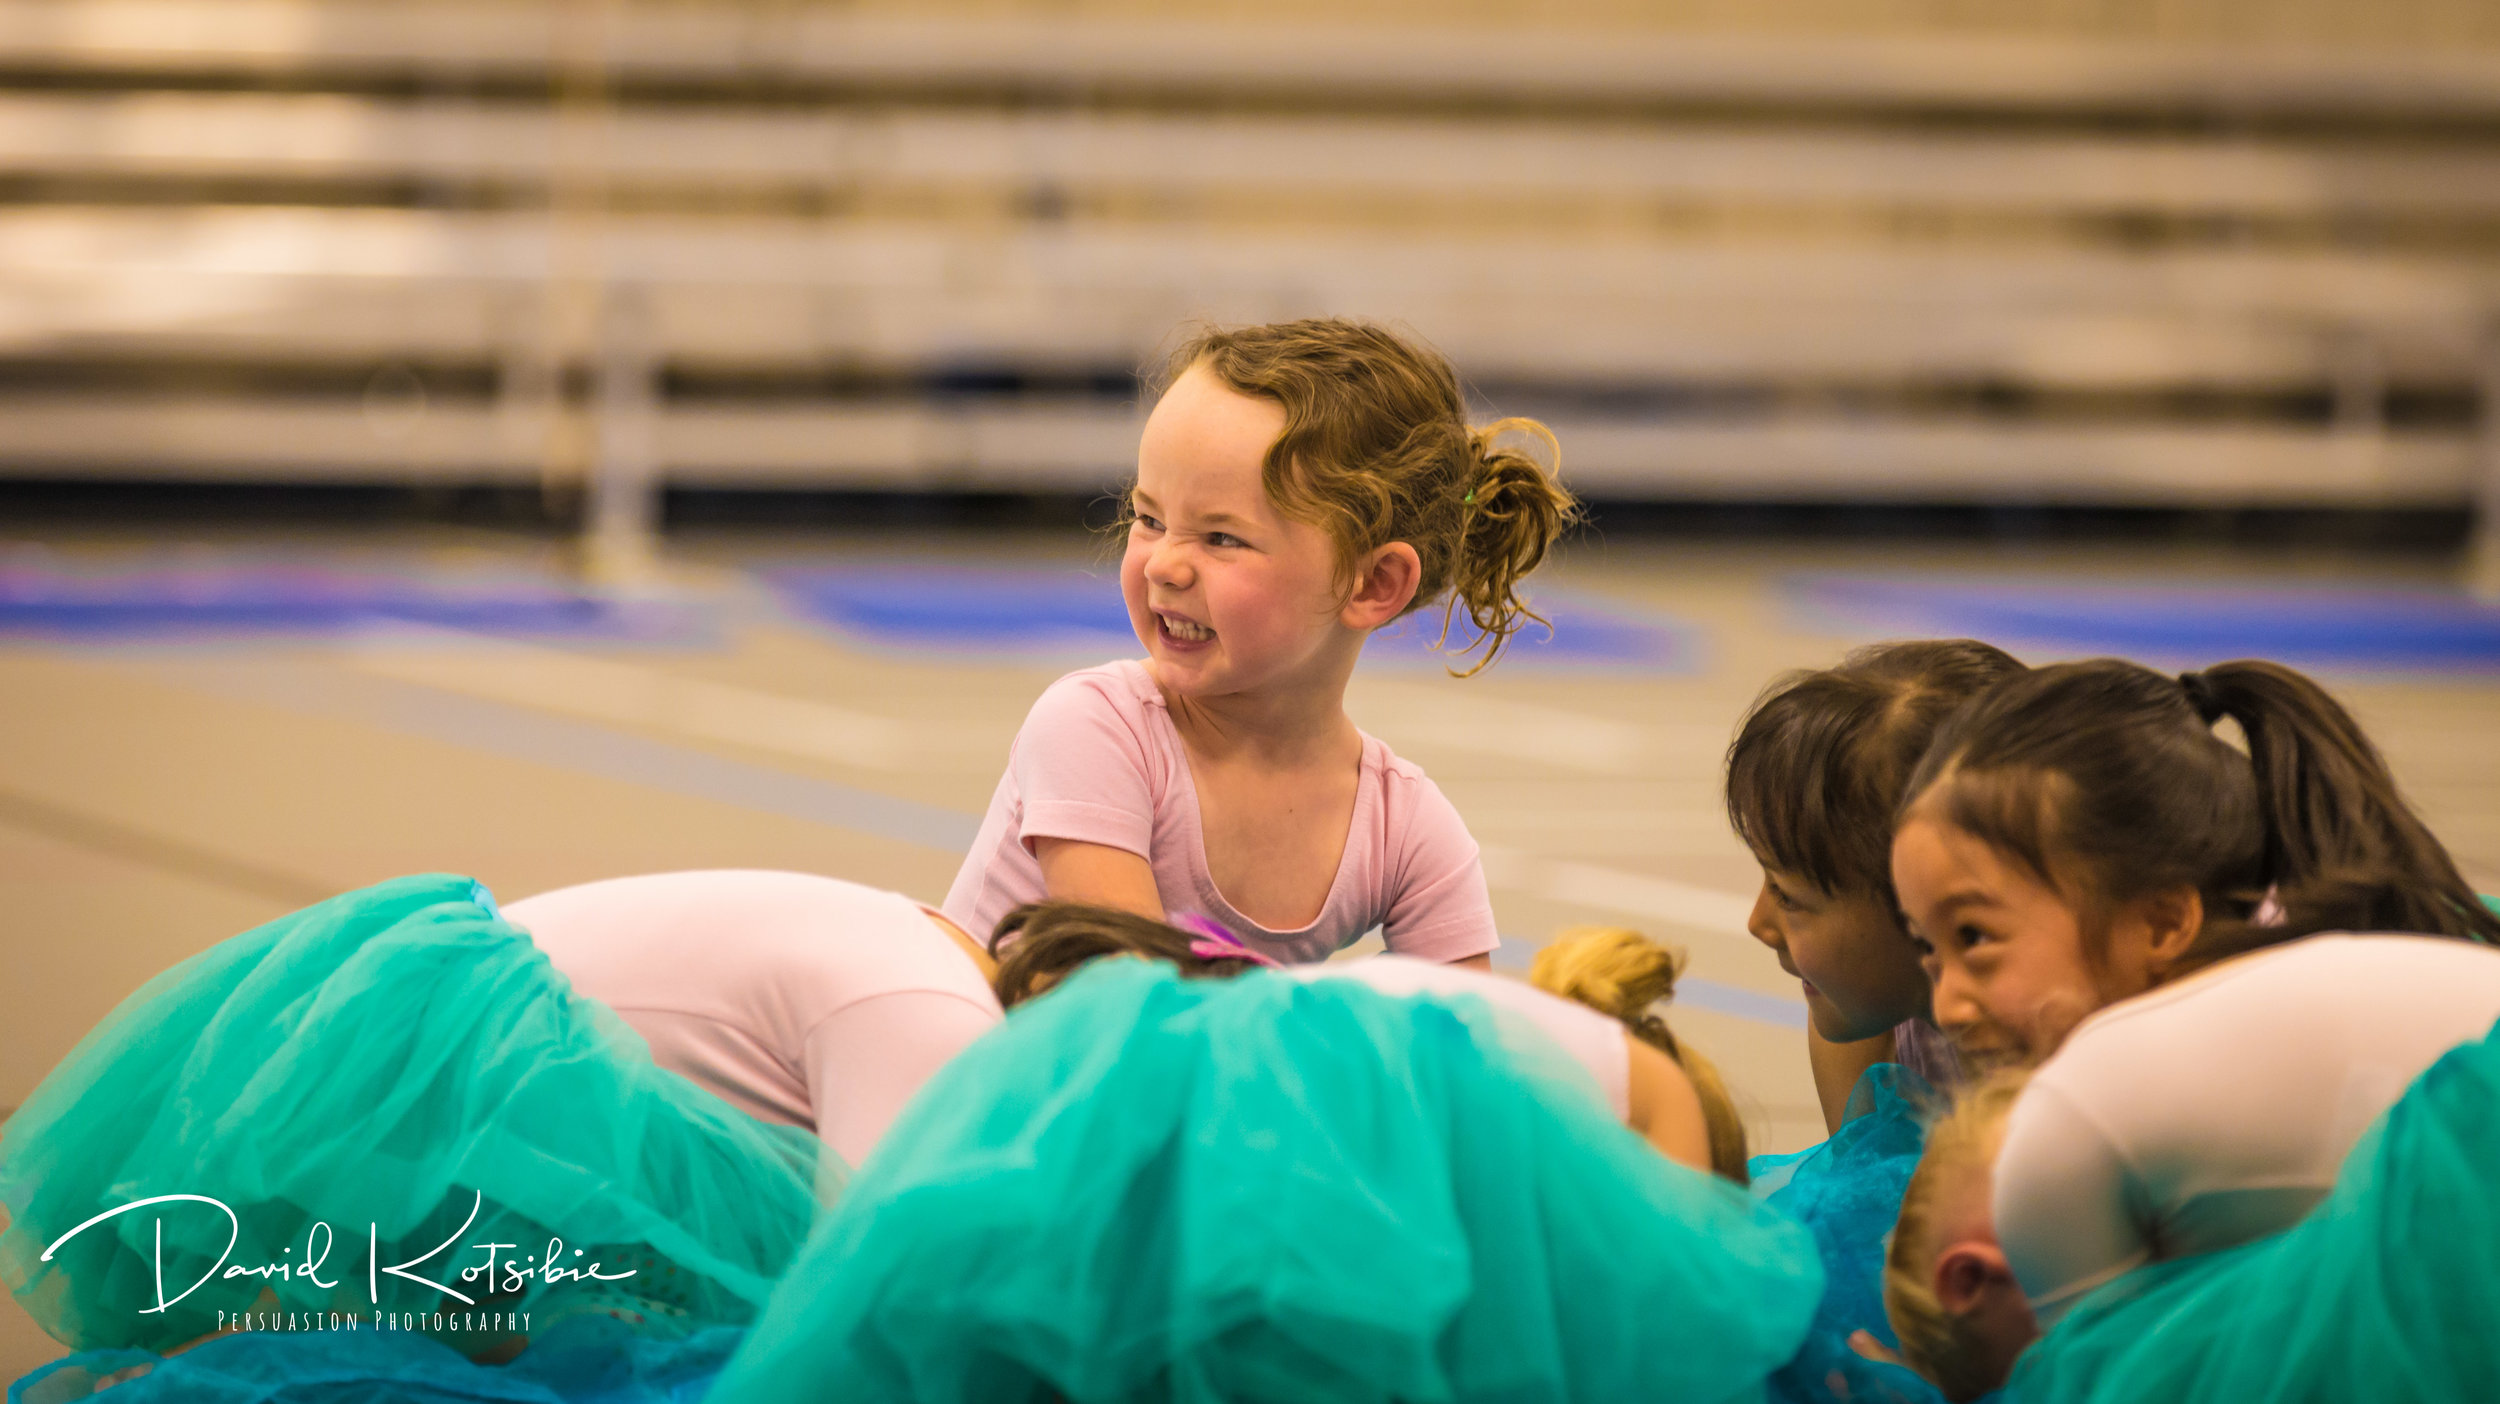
0, 0, 2494, 518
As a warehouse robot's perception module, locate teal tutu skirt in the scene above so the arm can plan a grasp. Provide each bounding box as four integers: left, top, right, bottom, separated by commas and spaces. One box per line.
1749, 1066, 1949, 1404
2009, 1014, 2500, 1403
9, 1318, 739, 1404
709, 958, 1823, 1404
0, 875, 823, 1356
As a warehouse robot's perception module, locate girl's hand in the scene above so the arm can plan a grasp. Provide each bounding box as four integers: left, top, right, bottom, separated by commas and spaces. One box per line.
1033, 838, 1167, 922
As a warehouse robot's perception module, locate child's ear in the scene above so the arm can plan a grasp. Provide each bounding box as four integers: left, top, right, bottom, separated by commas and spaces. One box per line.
1933, 1241, 2018, 1316
2140, 885, 2204, 974
1342, 542, 1422, 628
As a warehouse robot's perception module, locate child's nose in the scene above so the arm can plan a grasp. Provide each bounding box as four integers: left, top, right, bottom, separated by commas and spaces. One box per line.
1743, 884, 1784, 952
1929, 965, 1983, 1038
1145, 537, 1194, 589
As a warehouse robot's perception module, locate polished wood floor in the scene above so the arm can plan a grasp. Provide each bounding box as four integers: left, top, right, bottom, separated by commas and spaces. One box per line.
4, 521, 2495, 1378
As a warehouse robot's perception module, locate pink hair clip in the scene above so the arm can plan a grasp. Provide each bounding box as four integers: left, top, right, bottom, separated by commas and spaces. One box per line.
1175, 913, 1283, 969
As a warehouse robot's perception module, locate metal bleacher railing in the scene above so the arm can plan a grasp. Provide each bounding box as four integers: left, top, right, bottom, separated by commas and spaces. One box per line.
0, 0, 2496, 569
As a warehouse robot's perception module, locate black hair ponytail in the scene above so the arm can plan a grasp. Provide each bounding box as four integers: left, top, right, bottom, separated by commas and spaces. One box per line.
2188, 661, 2500, 958
1903, 656, 2498, 970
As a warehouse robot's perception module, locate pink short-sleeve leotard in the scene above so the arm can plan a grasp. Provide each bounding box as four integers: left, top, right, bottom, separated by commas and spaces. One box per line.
506, 870, 1002, 1168
942, 659, 1501, 965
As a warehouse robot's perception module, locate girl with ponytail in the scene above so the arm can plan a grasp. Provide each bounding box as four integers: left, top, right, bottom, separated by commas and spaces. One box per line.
1890, 656, 2496, 1068
946, 317, 1578, 968
1880, 657, 2500, 1399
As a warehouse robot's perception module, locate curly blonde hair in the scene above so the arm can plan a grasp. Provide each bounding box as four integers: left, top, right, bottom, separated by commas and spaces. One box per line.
1151, 318, 1579, 675
1529, 926, 1749, 1182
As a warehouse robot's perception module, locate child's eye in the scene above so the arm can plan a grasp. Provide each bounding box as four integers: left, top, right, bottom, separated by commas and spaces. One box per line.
1205, 532, 1248, 549
1956, 923, 1993, 950
1132, 513, 1164, 534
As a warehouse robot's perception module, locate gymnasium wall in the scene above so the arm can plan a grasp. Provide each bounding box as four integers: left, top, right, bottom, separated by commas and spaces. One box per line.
0, 0, 2494, 508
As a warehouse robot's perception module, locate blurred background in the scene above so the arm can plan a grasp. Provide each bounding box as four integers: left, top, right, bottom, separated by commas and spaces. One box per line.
4, 0, 2500, 1376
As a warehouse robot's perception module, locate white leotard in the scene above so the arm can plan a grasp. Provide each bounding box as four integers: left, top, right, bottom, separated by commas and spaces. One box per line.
1995, 934, 2500, 1325
1290, 956, 1631, 1120
505, 870, 1002, 1167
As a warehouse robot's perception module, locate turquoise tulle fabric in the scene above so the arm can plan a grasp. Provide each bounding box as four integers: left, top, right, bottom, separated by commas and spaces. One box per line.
711, 958, 1824, 1404
2008, 1014, 2500, 1403
0, 875, 824, 1356
1749, 1066, 1950, 1404
9, 1318, 740, 1404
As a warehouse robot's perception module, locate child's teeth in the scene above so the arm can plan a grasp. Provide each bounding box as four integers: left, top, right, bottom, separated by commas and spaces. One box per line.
1164, 617, 1211, 641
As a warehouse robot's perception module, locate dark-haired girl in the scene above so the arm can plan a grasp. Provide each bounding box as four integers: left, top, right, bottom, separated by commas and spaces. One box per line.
1892, 657, 2496, 1070
1878, 656, 2500, 1396
1727, 639, 2026, 1130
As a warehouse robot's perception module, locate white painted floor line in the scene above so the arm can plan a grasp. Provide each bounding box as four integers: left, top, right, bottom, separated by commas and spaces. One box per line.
1478, 842, 1761, 938
1346, 677, 1661, 773
344, 636, 914, 772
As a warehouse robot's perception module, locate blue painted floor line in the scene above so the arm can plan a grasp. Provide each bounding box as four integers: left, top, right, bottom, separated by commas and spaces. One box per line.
763, 564, 1704, 673
0, 560, 708, 644
1793, 574, 2500, 672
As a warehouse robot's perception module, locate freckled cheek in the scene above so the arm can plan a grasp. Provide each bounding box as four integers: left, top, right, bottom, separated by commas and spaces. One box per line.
1199, 563, 1285, 640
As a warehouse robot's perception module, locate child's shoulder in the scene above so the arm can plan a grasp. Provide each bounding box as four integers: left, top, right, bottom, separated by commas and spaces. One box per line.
1353, 730, 1468, 831
1029, 658, 1160, 713
1354, 725, 1439, 790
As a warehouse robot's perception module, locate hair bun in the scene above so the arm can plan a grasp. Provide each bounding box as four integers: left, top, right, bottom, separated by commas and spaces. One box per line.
2177, 670, 2226, 724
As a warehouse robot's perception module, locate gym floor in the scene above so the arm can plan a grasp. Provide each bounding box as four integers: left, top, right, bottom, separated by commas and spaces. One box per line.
5, 518, 2497, 1378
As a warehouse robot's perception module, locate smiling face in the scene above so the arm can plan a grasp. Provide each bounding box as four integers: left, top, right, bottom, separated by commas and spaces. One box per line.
1745, 863, 1932, 1043
1888, 810, 2120, 1067
1123, 362, 1362, 699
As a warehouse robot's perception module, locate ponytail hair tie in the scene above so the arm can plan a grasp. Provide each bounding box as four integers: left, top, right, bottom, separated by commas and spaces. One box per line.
1174, 913, 1283, 969
2178, 670, 2226, 724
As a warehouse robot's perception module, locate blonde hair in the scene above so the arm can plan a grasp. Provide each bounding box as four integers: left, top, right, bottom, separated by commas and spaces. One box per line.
1529, 926, 1749, 1182
1883, 1071, 2029, 1401
1153, 318, 1580, 675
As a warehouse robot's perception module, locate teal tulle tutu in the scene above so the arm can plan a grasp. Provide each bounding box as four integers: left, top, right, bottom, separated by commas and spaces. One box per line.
1750, 1066, 1950, 1404
709, 958, 1823, 1404
0, 876, 823, 1357
8, 1318, 740, 1404
2008, 1014, 2500, 1403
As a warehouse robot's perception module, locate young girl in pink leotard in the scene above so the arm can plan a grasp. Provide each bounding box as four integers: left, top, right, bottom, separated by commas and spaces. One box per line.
946, 318, 1577, 967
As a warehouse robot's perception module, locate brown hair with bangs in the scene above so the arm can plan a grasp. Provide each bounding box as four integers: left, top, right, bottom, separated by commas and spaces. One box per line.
1726, 640, 2027, 903
1150, 318, 1579, 674
1900, 657, 2500, 967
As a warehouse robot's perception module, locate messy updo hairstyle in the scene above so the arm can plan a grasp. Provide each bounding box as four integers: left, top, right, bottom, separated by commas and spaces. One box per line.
1900, 658, 2500, 970
1728, 640, 2026, 905
1530, 927, 1749, 1183
1150, 318, 1580, 674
